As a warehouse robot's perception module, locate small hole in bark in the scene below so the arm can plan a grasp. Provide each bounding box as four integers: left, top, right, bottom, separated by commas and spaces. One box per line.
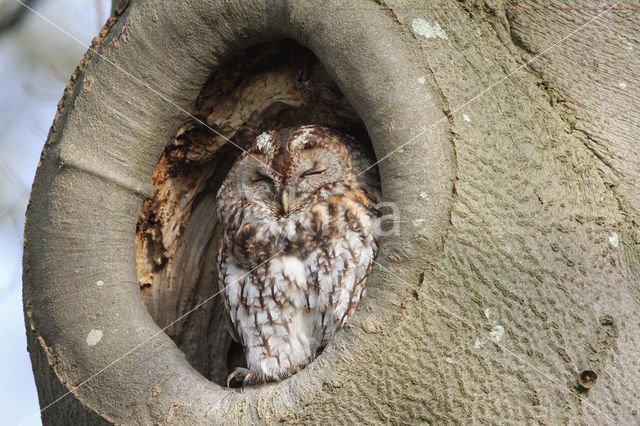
578, 370, 597, 389
135, 40, 374, 386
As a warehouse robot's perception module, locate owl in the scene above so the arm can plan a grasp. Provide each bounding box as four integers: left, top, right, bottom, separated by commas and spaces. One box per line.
216, 125, 381, 386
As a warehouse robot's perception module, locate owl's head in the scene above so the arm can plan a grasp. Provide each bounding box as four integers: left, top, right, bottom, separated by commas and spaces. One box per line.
217, 125, 370, 218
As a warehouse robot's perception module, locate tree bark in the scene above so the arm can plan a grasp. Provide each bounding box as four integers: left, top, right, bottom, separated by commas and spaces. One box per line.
23, 0, 639, 424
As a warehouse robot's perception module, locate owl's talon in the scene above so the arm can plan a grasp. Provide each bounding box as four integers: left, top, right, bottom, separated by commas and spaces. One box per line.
227, 367, 259, 389
242, 372, 258, 387
226, 367, 249, 388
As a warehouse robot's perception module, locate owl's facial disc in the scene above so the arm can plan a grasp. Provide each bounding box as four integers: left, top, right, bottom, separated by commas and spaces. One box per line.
231, 135, 354, 218
232, 157, 281, 214
280, 165, 325, 215
282, 148, 348, 214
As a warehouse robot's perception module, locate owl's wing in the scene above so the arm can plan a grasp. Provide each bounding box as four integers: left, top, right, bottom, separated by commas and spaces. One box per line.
217, 246, 244, 345
314, 225, 378, 348
224, 307, 241, 343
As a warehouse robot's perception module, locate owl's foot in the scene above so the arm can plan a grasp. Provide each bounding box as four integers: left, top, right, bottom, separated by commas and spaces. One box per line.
226, 367, 259, 389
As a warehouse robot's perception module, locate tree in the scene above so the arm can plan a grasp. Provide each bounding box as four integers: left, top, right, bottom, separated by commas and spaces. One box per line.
23, 0, 639, 423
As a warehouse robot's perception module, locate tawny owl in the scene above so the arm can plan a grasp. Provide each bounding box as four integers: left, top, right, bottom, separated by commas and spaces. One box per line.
216, 125, 380, 386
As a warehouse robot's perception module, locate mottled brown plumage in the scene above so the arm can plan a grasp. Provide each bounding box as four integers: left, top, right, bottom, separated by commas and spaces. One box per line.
216, 125, 380, 385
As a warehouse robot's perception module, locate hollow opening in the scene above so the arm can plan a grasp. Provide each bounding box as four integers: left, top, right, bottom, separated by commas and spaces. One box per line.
135, 40, 374, 386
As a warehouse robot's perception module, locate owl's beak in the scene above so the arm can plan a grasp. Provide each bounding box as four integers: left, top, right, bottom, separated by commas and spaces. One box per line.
281, 191, 289, 214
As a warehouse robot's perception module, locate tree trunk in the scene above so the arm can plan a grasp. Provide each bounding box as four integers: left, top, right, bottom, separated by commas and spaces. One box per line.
23, 0, 639, 424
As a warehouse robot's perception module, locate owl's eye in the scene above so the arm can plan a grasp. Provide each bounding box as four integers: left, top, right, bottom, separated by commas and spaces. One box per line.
252, 173, 273, 185
301, 167, 326, 178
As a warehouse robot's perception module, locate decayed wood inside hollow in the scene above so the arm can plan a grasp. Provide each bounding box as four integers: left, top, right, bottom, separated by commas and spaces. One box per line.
134, 40, 370, 385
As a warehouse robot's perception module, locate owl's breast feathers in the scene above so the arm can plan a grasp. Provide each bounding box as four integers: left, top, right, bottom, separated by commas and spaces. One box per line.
217, 185, 379, 383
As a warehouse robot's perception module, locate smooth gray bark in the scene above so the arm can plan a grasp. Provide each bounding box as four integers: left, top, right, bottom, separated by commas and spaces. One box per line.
23, 0, 639, 424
